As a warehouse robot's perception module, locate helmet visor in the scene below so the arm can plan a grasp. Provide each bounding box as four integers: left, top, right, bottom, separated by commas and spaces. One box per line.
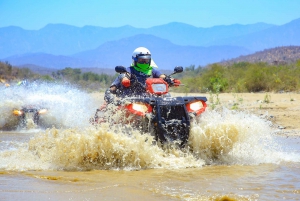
137, 55, 151, 64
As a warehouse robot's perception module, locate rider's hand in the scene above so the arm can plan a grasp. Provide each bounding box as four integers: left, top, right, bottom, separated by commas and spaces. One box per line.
164, 77, 174, 86
121, 77, 131, 87
173, 79, 181, 86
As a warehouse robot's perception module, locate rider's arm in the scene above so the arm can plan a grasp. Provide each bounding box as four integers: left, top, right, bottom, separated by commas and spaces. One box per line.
121, 76, 130, 87
109, 85, 117, 94
104, 88, 115, 103
109, 75, 122, 94
104, 73, 125, 103
153, 69, 181, 86
159, 74, 166, 79
110, 72, 130, 92
152, 69, 166, 79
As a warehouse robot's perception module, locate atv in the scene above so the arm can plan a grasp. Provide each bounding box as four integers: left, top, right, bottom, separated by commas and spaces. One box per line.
93, 66, 207, 147
13, 106, 48, 129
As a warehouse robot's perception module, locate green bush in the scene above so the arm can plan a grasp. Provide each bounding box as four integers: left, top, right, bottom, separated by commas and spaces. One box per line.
2, 60, 300, 93
177, 61, 300, 93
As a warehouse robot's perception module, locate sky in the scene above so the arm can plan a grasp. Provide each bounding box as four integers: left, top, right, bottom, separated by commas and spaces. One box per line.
1, 0, 300, 30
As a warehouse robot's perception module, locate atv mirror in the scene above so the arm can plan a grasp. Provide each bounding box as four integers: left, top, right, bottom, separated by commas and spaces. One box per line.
115, 66, 127, 73
173, 66, 183, 74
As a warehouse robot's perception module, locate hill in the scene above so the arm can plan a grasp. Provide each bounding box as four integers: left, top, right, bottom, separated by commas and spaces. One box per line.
207, 18, 300, 51
1, 18, 300, 69
72, 34, 250, 70
2, 34, 250, 70
9, 46, 300, 75
0, 22, 274, 58
220, 46, 300, 65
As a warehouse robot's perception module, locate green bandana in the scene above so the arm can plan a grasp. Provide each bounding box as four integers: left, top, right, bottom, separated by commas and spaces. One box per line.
133, 63, 152, 75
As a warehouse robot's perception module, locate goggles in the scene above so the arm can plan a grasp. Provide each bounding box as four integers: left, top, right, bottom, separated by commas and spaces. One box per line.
134, 55, 151, 64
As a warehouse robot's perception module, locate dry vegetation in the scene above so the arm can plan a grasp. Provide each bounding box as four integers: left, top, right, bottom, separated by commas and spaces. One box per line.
221, 46, 300, 65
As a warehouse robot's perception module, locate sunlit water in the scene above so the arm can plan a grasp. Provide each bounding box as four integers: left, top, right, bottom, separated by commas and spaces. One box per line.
0, 84, 299, 200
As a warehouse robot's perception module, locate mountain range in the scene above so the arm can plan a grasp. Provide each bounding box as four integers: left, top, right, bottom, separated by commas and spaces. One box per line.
221, 46, 300, 65
1, 18, 300, 70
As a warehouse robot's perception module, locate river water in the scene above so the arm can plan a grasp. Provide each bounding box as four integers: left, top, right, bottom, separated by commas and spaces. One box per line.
0, 84, 299, 200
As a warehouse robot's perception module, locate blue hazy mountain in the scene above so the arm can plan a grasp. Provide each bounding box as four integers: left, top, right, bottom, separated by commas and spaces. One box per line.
2, 52, 92, 69
72, 34, 250, 69
146, 22, 274, 46
0, 21, 274, 58
205, 18, 300, 51
3, 34, 250, 70
1, 18, 300, 69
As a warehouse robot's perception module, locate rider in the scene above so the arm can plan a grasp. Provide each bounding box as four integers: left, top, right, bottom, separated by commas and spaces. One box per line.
104, 47, 180, 103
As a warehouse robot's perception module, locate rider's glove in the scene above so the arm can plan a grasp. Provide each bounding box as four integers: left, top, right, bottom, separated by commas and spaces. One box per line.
173, 79, 181, 87
164, 77, 174, 86
121, 78, 131, 88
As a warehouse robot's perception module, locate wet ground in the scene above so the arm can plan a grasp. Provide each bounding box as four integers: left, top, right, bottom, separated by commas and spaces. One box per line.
1, 85, 300, 200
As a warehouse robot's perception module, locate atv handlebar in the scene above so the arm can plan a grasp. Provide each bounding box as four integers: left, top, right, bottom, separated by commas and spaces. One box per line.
115, 66, 183, 76
115, 65, 183, 87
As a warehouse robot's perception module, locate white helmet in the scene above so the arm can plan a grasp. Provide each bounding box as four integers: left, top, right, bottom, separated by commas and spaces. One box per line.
132, 47, 151, 64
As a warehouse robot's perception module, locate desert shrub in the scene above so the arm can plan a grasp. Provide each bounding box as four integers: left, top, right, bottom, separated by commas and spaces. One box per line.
198, 64, 228, 92
177, 61, 300, 93
2, 60, 300, 93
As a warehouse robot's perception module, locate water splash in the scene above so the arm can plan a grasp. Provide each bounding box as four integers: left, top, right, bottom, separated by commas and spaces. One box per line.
1, 86, 300, 171
188, 108, 284, 165
28, 126, 205, 170
0, 82, 98, 130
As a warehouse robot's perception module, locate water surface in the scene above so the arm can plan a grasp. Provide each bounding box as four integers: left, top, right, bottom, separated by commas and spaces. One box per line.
1, 84, 299, 200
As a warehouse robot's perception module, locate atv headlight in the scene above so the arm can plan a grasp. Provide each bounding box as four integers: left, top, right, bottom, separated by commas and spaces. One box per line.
132, 103, 148, 113
186, 100, 207, 116
38, 109, 47, 114
190, 101, 203, 111
145, 78, 168, 95
13, 109, 23, 116
151, 84, 167, 93
126, 102, 152, 116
